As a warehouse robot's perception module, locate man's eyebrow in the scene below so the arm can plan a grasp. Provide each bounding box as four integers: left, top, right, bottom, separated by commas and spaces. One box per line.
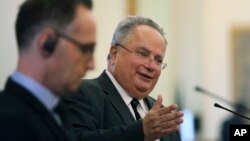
136, 46, 150, 52
136, 46, 164, 57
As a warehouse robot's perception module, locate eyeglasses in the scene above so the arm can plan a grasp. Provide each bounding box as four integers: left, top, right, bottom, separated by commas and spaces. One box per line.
56, 31, 95, 55
115, 43, 167, 70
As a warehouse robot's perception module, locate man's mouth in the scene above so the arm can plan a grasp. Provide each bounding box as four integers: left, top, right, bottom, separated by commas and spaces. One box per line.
138, 72, 153, 79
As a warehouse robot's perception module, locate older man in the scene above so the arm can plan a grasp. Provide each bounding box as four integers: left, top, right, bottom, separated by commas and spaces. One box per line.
64, 16, 183, 141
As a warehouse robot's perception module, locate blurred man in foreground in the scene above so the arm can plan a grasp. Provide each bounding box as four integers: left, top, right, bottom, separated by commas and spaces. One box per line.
0, 0, 96, 140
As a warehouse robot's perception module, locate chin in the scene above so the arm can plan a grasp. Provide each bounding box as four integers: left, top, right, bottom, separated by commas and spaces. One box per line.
134, 92, 149, 99
138, 87, 149, 92
135, 83, 152, 91
136, 86, 151, 95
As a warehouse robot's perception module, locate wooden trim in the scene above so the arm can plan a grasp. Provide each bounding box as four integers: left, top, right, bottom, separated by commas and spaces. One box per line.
231, 26, 250, 101
127, 0, 137, 15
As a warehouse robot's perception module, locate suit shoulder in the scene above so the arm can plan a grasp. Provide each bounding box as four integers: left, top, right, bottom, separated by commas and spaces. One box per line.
66, 78, 105, 102
0, 91, 33, 119
79, 79, 103, 94
81, 78, 100, 89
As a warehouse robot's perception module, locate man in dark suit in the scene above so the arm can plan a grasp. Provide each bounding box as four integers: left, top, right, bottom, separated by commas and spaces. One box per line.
64, 16, 184, 141
0, 0, 96, 140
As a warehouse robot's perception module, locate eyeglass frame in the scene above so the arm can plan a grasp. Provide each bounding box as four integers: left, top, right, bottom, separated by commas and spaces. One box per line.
114, 43, 167, 70
55, 30, 96, 56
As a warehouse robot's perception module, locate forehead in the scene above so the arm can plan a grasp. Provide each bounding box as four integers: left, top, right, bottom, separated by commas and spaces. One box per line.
125, 25, 166, 54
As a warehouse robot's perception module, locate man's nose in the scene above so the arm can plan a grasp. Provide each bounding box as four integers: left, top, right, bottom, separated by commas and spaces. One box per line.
142, 58, 160, 70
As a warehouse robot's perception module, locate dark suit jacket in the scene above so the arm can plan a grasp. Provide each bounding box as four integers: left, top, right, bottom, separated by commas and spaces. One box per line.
63, 71, 180, 141
0, 78, 71, 141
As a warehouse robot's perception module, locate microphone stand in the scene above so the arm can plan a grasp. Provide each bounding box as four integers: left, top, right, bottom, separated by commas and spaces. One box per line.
214, 103, 250, 121
195, 86, 250, 112
195, 86, 250, 120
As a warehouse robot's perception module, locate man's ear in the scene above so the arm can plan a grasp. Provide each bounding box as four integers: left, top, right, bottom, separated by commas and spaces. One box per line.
37, 29, 57, 57
109, 46, 118, 65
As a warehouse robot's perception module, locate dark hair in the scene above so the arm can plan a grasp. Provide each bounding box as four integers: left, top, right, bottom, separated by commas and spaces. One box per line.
15, 0, 92, 49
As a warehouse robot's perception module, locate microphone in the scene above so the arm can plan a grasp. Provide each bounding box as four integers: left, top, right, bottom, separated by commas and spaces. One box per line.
195, 86, 250, 112
214, 103, 250, 120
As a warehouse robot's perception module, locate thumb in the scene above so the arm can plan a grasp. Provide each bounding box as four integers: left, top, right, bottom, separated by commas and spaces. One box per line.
151, 95, 163, 111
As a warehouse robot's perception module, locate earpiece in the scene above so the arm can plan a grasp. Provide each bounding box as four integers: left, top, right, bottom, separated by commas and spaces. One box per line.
43, 37, 57, 54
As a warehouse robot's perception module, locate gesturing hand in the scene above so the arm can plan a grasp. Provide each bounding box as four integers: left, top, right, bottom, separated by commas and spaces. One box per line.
143, 95, 184, 141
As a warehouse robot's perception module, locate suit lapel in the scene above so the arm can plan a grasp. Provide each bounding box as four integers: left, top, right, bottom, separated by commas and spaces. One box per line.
98, 71, 135, 125
144, 97, 152, 110
5, 78, 68, 141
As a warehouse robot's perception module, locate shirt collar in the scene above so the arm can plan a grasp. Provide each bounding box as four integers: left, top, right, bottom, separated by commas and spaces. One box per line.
11, 71, 59, 111
105, 70, 148, 111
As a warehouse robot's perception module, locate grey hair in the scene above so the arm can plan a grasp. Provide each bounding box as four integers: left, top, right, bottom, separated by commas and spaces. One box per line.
111, 16, 167, 46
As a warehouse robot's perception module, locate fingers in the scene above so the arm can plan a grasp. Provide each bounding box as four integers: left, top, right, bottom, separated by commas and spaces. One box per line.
158, 104, 178, 116
150, 95, 163, 111
158, 112, 184, 129
159, 111, 184, 124
154, 125, 180, 136
143, 103, 184, 141
149, 111, 184, 129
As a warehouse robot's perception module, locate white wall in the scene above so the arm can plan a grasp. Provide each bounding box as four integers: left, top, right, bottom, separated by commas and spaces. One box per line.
0, 0, 23, 89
